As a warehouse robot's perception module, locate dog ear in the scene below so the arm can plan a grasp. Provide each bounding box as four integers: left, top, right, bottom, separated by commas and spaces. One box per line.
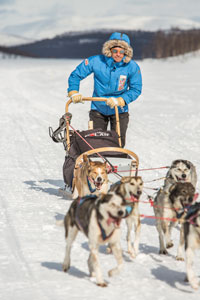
171, 160, 179, 168
169, 183, 177, 193
100, 193, 113, 203
184, 160, 192, 169
89, 160, 95, 166
83, 154, 88, 163
121, 176, 130, 183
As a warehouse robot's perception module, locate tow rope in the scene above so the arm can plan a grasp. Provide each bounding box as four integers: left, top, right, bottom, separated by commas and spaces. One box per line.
111, 166, 170, 174
126, 193, 199, 223
140, 214, 177, 222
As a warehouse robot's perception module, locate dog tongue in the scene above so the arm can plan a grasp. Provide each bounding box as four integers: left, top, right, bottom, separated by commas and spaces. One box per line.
95, 182, 102, 190
193, 193, 199, 202
107, 216, 121, 226
130, 195, 138, 203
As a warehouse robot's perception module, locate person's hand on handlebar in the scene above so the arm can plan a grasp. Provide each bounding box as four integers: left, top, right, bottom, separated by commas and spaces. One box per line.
68, 90, 84, 103
106, 97, 125, 109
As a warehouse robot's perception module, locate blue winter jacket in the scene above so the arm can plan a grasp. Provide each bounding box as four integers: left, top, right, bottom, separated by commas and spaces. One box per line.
68, 54, 142, 116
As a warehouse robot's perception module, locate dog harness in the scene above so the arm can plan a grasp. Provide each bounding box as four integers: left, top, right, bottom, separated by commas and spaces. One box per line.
184, 202, 200, 227
75, 195, 119, 241
97, 220, 115, 241
87, 176, 97, 193
75, 195, 97, 232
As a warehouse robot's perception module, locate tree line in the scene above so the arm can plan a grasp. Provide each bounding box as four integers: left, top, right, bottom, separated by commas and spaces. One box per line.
2, 28, 200, 60
144, 28, 200, 59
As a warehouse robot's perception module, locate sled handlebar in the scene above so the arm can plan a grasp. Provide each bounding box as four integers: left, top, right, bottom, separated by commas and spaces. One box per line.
65, 97, 108, 111
65, 97, 121, 149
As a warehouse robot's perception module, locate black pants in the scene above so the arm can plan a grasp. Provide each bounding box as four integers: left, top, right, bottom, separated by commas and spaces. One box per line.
89, 110, 129, 148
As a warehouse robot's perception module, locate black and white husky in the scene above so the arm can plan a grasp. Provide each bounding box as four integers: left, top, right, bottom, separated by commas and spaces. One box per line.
154, 182, 195, 259
182, 202, 200, 290
154, 159, 197, 258
164, 159, 197, 190
62, 191, 127, 287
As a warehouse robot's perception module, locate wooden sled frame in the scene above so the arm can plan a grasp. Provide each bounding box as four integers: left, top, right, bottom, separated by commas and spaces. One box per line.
65, 97, 139, 182
73, 147, 139, 191
74, 147, 139, 170
65, 97, 122, 149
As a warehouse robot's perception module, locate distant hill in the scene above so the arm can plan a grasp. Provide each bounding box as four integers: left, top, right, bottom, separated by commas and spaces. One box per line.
3, 29, 200, 60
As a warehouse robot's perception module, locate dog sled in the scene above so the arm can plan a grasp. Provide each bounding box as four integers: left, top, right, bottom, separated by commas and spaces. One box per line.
49, 97, 139, 195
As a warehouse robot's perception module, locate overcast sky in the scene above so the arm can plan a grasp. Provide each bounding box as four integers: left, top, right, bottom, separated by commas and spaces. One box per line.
1, 0, 200, 21
0, 0, 200, 44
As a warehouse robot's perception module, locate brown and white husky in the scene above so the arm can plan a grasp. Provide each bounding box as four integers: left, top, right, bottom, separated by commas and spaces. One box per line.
72, 154, 108, 198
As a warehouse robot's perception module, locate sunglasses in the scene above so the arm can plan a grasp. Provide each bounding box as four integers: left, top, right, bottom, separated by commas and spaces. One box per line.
111, 49, 125, 54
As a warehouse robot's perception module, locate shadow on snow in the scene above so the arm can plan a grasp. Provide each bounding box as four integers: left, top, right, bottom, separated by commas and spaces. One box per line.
41, 262, 88, 278
24, 179, 70, 200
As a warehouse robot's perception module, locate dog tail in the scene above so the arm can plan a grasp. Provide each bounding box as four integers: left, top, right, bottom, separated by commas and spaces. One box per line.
56, 219, 64, 227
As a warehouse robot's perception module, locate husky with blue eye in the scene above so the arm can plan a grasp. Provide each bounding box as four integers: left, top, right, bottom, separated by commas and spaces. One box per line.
62, 191, 127, 287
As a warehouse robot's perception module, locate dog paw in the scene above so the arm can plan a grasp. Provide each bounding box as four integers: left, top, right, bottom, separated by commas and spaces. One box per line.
159, 249, 168, 255
97, 282, 107, 287
128, 250, 136, 259
190, 279, 199, 290
166, 242, 174, 249
62, 264, 70, 272
175, 256, 184, 261
106, 246, 112, 254
108, 268, 119, 277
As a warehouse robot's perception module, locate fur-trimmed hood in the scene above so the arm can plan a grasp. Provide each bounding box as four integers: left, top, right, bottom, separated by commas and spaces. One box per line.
102, 32, 133, 63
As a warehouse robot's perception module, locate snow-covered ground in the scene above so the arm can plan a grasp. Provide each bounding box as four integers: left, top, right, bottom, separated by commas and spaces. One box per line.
0, 52, 200, 299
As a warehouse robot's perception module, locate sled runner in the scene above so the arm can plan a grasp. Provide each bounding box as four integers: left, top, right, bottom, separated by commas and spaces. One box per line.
49, 97, 139, 193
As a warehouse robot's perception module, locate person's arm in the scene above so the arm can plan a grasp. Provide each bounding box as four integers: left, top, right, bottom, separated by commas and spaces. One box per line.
68, 57, 94, 93
120, 64, 142, 105
106, 64, 142, 109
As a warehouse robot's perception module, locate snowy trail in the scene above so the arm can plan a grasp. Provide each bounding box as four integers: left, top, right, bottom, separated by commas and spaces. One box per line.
0, 55, 200, 300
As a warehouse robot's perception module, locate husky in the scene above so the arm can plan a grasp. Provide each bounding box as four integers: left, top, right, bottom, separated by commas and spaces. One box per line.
154, 182, 195, 259
182, 202, 200, 289
72, 154, 108, 199
164, 159, 197, 190
108, 176, 143, 258
62, 192, 127, 287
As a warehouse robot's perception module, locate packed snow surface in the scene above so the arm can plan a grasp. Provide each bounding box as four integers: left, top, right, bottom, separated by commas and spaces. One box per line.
0, 52, 200, 299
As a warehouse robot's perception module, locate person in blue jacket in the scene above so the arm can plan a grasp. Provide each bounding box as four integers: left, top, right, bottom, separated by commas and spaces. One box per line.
68, 32, 142, 147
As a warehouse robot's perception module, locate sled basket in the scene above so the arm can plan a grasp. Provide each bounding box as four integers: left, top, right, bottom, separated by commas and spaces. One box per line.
62, 98, 139, 188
